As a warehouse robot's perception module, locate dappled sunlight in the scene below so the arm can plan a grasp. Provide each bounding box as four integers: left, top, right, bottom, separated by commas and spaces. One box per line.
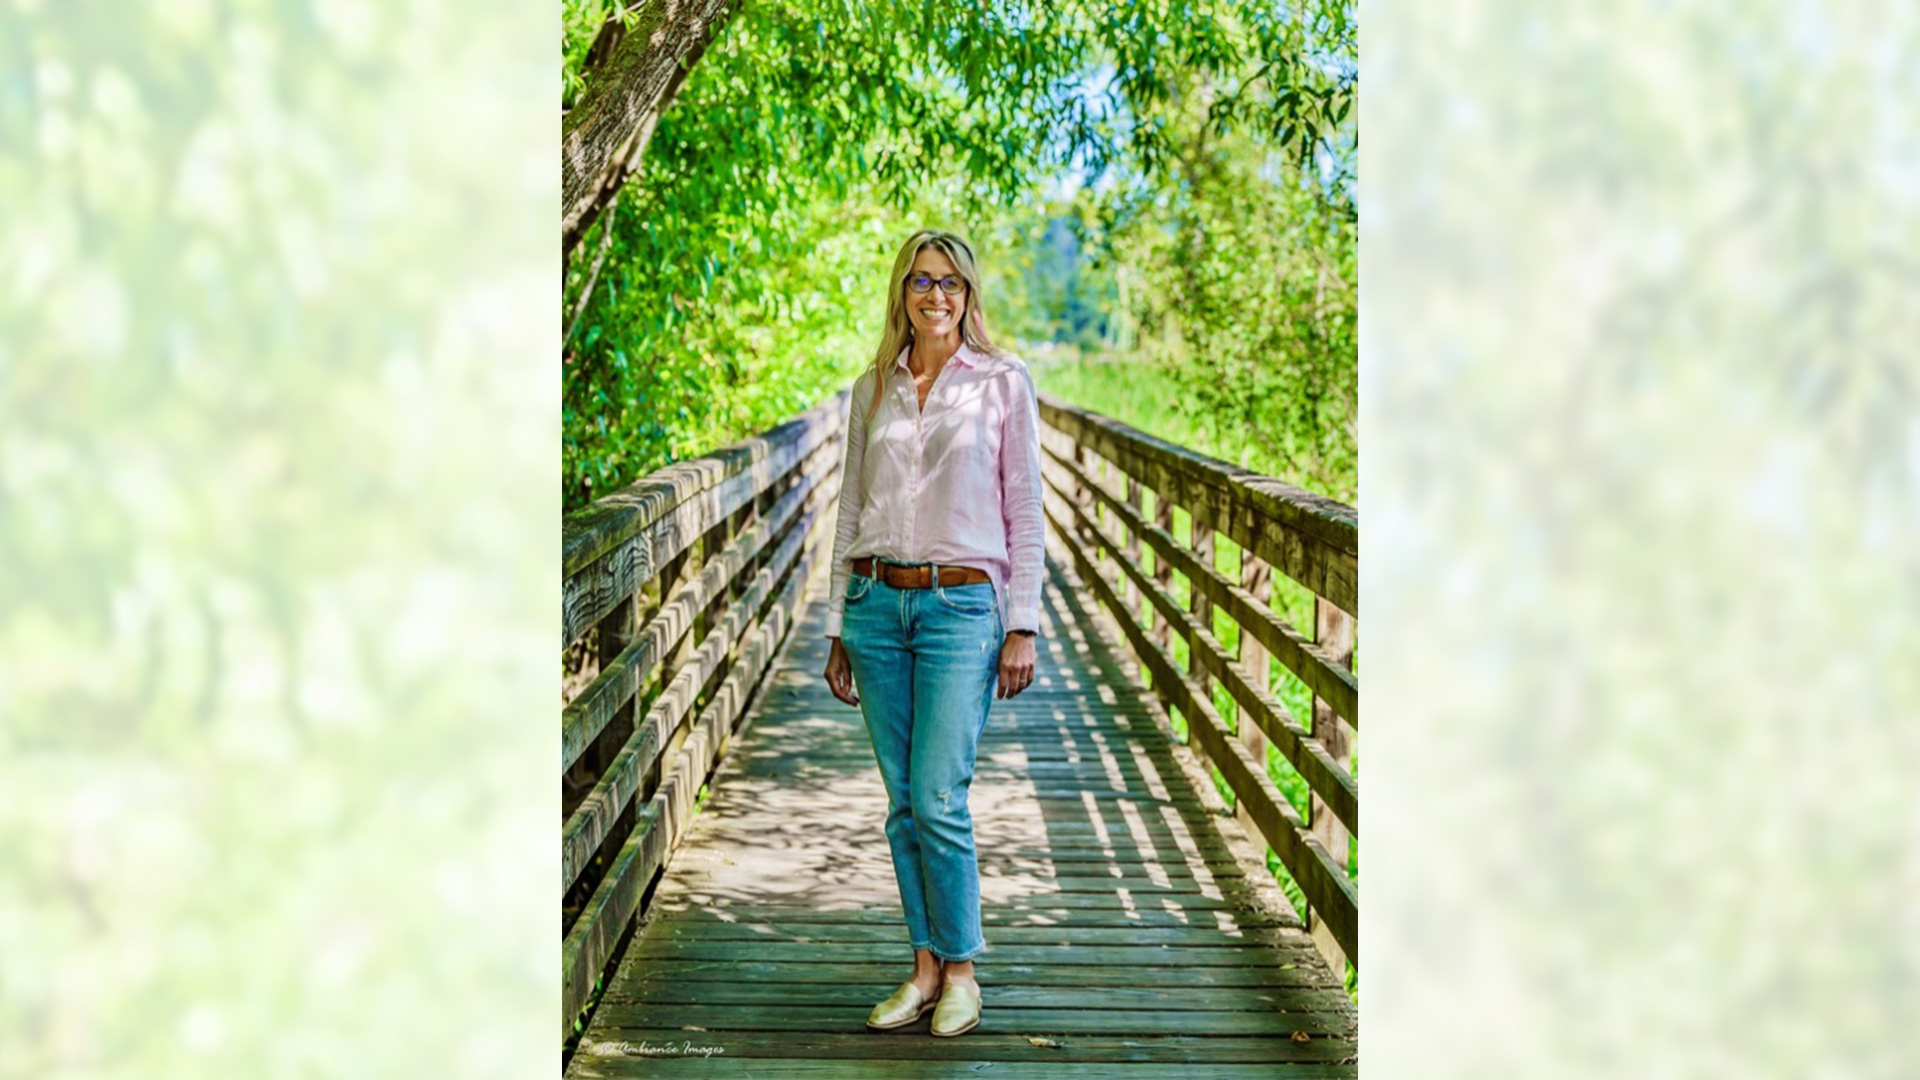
576, 558, 1345, 1071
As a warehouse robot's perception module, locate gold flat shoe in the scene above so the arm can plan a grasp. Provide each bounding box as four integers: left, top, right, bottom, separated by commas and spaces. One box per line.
865, 980, 939, 1031
930, 978, 981, 1037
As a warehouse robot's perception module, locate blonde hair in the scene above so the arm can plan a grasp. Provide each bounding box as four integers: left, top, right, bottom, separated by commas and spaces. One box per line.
863, 230, 1002, 421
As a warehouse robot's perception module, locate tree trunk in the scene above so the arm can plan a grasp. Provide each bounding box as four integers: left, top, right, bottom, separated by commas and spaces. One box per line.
562, 0, 738, 263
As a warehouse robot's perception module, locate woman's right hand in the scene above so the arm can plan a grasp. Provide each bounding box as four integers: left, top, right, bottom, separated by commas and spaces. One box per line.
824, 637, 860, 707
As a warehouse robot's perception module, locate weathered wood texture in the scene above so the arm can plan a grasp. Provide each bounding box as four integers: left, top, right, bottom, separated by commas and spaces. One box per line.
562, 395, 848, 1042
1032, 399, 1359, 967
562, 0, 739, 259
1308, 597, 1355, 974
561, 483, 836, 891
1042, 489, 1357, 963
1039, 453, 1358, 835
1037, 395, 1356, 618
562, 500, 833, 1039
1050, 445, 1356, 727
1237, 556, 1274, 842
563, 393, 845, 647
565, 560, 1355, 1078
563, 456, 835, 771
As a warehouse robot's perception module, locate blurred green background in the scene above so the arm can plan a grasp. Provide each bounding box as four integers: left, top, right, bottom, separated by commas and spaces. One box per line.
1, 2, 554, 1076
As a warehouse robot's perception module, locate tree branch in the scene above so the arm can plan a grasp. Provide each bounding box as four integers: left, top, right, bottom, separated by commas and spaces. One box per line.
561, 0, 739, 263
565, 188, 621, 344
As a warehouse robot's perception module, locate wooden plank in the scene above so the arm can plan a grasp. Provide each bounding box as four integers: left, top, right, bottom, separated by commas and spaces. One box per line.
563, 800, 665, 1043
656, 890, 1283, 916
627, 939, 1305, 967
633, 924, 1299, 947
657, 855, 1248, 886
609, 958, 1341, 992
562, 465, 831, 771
561, 512, 831, 1037
563, 502, 821, 891
591, 1002, 1355, 1037
1309, 596, 1356, 976
667, 838, 1249, 869
1123, 472, 1143, 616
607, 981, 1334, 1011
1046, 444, 1357, 727
723, 759, 1248, 793
1187, 513, 1218, 801
683, 804, 1231, 833
1038, 397, 1355, 553
562, 398, 844, 644
571, 1029, 1356, 1066
1046, 497, 1358, 962
576, 1053, 1359, 1068
720, 744, 1207, 770
1151, 489, 1174, 651
1238, 554, 1274, 842
570, 552, 1357, 1071
1039, 395, 1356, 615
563, 393, 844, 578
1042, 479, 1358, 834
646, 904, 1293, 929
665, 871, 1272, 898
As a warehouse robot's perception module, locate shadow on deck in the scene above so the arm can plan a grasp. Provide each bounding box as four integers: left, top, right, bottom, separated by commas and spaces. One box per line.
564, 550, 1358, 1079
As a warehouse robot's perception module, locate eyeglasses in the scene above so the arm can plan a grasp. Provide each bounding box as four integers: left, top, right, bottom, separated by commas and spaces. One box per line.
905, 273, 967, 296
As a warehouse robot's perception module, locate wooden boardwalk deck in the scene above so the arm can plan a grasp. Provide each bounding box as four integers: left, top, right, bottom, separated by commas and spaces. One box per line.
565, 550, 1359, 1079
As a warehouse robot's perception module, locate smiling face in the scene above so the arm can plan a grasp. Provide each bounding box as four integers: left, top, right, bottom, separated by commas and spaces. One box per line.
903, 245, 969, 343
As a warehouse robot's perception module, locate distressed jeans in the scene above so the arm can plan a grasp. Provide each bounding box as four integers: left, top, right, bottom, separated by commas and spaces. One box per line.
839, 566, 1002, 962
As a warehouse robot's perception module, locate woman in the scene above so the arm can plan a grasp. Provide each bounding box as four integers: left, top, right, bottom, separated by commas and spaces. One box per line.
821, 229, 1045, 1038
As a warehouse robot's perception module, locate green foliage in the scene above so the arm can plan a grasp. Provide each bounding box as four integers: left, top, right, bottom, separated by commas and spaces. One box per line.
561, 0, 1097, 507
560, 13, 1359, 1006
1032, 63, 1358, 499
561, 0, 1356, 510
1106, 149, 1357, 500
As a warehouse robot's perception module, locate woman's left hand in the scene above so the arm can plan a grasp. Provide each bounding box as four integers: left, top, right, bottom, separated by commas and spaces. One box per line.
997, 633, 1037, 699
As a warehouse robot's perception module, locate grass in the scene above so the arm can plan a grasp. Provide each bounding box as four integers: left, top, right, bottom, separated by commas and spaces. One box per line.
1027, 347, 1307, 482
1030, 345, 1359, 1001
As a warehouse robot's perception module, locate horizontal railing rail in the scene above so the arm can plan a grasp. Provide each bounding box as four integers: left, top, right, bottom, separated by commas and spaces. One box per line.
1036, 393, 1359, 970
560, 391, 847, 1042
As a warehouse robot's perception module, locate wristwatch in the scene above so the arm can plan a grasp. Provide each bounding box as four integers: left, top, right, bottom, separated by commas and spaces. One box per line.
1009, 629, 1037, 638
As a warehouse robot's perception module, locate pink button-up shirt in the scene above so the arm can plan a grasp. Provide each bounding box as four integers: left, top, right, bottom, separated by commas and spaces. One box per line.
823, 343, 1045, 638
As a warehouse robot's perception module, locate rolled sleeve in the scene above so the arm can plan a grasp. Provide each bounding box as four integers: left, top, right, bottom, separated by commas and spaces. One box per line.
823, 376, 870, 638
999, 364, 1046, 634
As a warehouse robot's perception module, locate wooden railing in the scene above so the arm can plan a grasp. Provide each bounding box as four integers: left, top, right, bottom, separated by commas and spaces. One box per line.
559, 392, 846, 1041
1036, 394, 1360, 969
560, 388, 1358, 1039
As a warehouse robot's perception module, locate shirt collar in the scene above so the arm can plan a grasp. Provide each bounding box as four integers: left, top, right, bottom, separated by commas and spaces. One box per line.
893, 343, 989, 373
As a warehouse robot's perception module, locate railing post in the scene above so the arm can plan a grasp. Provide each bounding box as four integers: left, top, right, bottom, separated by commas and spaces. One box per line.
1187, 517, 1218, 787
1123, 476, 1143, 620
1190, 522, 1214, 655
569, 588, 635, 793
562, 395, 851, 1045
1151, 493, 1174, 651
657, 546, 697, 724
752, 460, 780, 581
1237, 554, 1272, 841
1072, 444, 1095, 549
1310, 595, 1355, 973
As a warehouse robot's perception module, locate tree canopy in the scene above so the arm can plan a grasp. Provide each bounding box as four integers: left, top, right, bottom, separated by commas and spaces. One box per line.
561, 0, 1357, 509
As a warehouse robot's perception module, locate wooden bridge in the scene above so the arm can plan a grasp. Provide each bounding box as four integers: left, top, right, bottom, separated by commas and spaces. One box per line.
561, 390, 1360, 1077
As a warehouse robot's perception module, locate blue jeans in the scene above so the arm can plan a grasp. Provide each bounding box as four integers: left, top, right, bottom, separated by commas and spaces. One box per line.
839, 565, 1003, 962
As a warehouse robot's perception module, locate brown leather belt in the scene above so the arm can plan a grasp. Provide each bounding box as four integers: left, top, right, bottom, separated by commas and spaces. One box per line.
851, 557, 991, 589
